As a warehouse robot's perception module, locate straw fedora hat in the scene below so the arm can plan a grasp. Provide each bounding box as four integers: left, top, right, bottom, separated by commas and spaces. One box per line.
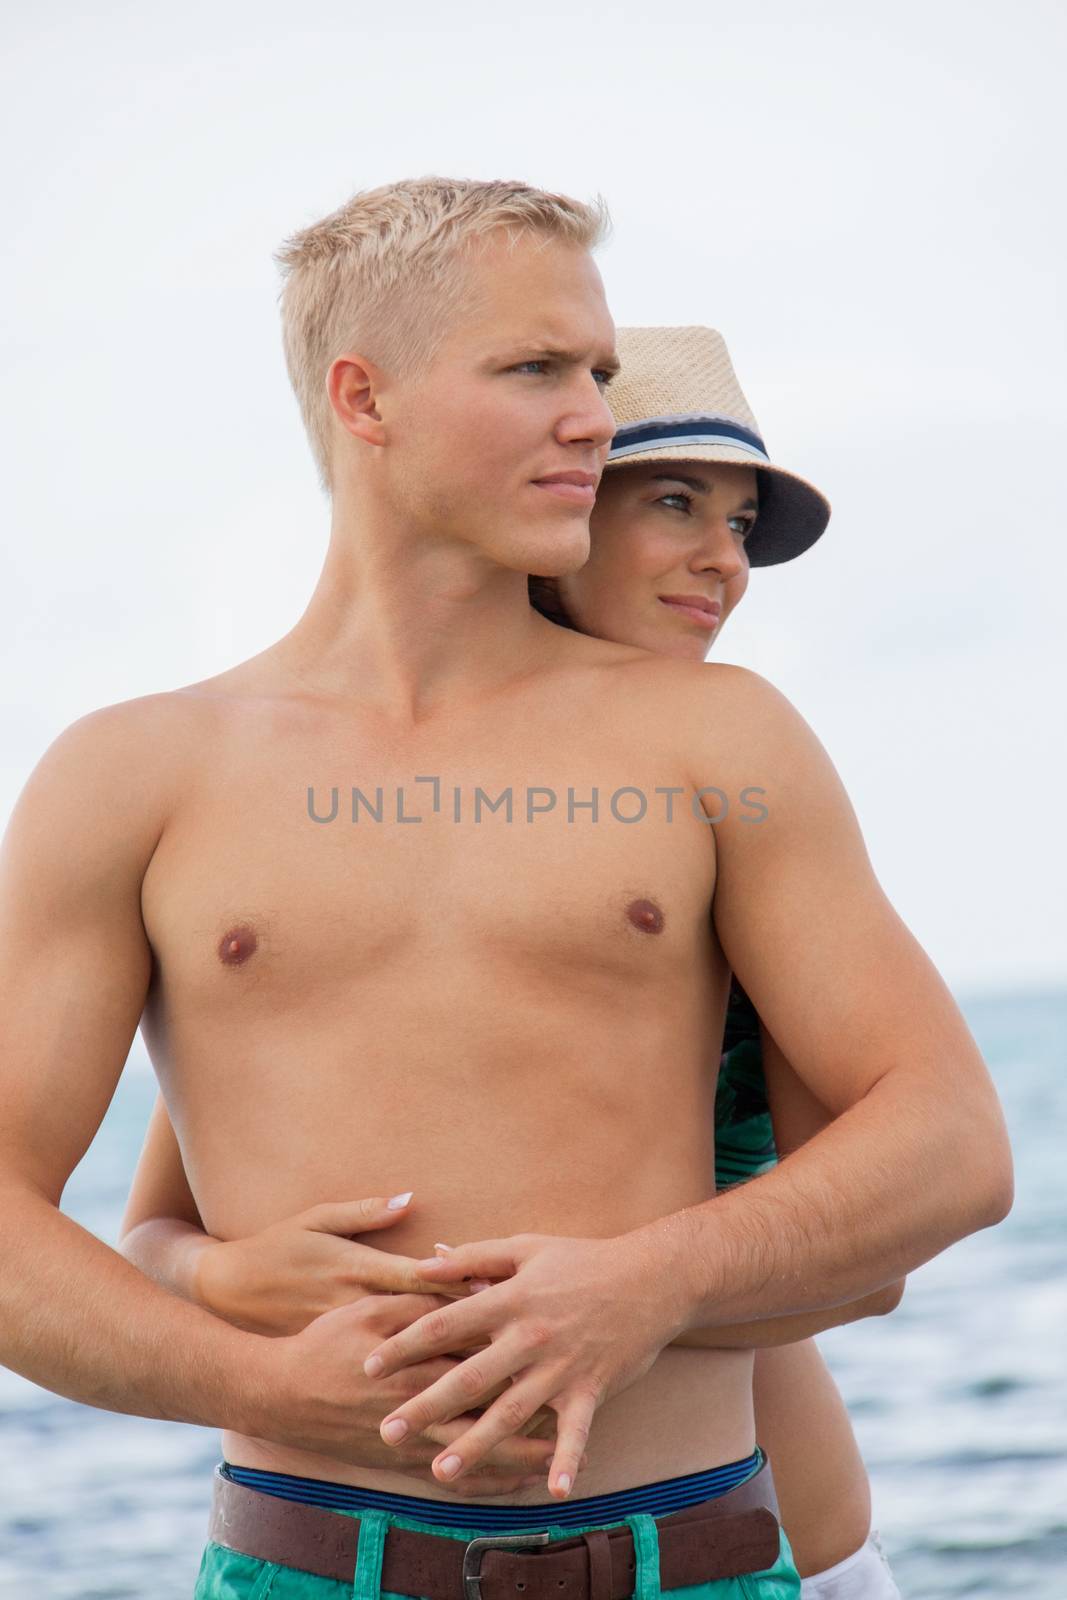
606, 326, 830, 567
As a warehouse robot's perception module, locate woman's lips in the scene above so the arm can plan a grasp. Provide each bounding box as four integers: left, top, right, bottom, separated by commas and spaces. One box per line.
658, 597, 721, 629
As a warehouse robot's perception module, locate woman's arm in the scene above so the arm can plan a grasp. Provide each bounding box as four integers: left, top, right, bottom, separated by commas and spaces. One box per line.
122, 1060, 902, 1351
118, 1091, 218, 1304
759, 1018, 839, 1157
672, 1023, 906, 1349
671, 1279, 904, 1348
117, 1093, 480, 1337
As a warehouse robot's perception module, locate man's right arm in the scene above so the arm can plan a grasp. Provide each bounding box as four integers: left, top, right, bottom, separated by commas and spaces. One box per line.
0, 700, 272, 1428
0, 701, 560, 1493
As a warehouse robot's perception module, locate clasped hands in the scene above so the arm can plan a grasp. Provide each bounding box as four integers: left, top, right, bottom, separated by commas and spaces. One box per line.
361, 1228, 695, 1500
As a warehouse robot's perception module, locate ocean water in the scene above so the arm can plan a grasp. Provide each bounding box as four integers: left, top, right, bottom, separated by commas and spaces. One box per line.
1, 988, 1064, 1598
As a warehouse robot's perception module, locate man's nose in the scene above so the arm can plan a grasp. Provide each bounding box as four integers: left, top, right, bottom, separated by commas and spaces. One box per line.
556, 378, 617, 452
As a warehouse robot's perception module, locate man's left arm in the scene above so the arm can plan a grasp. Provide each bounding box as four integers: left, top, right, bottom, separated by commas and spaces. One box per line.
672, 1022, 906, 1348
672, 664, 1011, 1329
358, 666, 1012, 1494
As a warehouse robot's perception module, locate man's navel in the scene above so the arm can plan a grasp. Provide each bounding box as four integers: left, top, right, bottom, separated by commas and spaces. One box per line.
217, 924, 259, 966
625, 897, 665, 935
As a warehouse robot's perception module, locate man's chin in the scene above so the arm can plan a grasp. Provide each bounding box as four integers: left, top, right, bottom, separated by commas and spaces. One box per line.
499, 519, 591, 580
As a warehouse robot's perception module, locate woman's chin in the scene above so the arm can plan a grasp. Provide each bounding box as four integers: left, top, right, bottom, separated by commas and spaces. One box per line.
604, 619, 707, 661
648, 630, 712, 662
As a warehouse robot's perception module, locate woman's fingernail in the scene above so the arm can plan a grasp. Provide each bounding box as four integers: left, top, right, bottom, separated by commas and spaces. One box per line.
556, 1472, 572, 1496
416, 1257, 443, 1271
381, 1418, 408, 1443
364, 1355, 385, 1376
437, 1454, 462, 1479
434, 1242, 453, 1254
387, 1192, 414, 1210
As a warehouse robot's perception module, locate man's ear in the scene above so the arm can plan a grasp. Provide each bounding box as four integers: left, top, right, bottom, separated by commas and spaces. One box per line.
327, 352, 386, 447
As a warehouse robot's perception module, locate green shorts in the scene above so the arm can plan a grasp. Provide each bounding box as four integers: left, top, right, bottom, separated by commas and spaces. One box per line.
194, 1501, 801, 1599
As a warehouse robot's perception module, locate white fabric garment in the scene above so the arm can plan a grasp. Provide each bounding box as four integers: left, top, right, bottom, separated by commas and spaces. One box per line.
799, 1529, 902, 1599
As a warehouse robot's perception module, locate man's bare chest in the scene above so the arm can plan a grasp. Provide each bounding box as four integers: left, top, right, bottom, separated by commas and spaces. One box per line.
140, 689, 719, 1020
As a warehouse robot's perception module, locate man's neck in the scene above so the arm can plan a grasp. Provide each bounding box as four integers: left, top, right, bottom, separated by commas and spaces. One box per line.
272, 491, 563, 726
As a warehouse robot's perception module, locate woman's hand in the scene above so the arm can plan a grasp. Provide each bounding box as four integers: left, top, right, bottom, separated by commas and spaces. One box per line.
195, 1196, 564, 1490
195, 1194, 468, 1336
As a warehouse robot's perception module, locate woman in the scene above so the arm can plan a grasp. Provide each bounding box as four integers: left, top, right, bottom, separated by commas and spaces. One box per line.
120, 325, 901, 1598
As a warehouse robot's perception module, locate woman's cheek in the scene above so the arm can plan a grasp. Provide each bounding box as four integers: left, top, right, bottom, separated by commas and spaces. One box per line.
729, 568, 751, 607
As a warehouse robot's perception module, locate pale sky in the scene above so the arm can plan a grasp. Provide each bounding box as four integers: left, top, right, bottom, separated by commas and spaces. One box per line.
2, 0, 1064, 992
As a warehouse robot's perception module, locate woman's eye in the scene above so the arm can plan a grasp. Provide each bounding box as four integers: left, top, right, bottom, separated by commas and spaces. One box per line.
511, 360, 549, 375
592, 369, 615, 388
658, 496, 755, 537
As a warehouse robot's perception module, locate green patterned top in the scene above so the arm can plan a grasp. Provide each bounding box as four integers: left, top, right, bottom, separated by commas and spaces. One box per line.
714, 978, 778, 1189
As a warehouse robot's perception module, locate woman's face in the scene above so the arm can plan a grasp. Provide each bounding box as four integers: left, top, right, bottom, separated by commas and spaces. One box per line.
555, 460, 757, 660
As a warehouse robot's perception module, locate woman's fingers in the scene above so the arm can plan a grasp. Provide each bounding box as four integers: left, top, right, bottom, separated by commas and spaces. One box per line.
303, 1194, 414, 1236
299, 1197, 479, 1297
414, 1238, 524, 1283
291, 1203, 515, 1302
347, 1248, 459, 1296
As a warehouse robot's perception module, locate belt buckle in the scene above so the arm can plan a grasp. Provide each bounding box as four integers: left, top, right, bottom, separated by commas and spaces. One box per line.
462, 1530, 552, 1600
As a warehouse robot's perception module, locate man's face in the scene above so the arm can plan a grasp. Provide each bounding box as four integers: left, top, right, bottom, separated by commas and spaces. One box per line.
381, 232, 619, 579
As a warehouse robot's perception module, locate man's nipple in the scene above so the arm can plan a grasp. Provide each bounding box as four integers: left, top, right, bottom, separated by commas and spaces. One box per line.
626, 897, 665, 934
217, 924, 258, 965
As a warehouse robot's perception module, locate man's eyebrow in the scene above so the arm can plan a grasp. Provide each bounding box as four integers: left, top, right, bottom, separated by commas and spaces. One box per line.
648, 473, 758, 511
497, 343, 622, 375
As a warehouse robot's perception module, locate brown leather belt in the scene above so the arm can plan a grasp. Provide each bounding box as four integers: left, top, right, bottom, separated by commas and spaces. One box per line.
208, 1458, 782, 1599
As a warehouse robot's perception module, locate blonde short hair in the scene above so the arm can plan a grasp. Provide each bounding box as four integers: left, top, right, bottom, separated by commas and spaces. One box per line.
273, 175, 612, 493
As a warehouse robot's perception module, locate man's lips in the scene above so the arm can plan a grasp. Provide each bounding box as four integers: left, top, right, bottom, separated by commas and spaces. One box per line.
658, 595, 722, 628
532, 471, 597, 505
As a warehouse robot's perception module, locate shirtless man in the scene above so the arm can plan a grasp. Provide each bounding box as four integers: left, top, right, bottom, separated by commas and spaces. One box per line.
0, 177, 1011, 1594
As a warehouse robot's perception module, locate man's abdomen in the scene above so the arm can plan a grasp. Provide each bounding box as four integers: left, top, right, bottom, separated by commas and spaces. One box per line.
221, 1343, 756, 1501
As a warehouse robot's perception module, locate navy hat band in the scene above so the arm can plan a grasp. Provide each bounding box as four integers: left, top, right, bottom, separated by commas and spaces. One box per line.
608, 414, 770, 464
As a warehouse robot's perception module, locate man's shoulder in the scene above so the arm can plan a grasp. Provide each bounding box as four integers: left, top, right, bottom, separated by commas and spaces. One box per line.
608, 658, 835, 815
621, 656, 800, 736
12, 690, 207, 858
38, 687, 208, 771
679, 659, 791, 710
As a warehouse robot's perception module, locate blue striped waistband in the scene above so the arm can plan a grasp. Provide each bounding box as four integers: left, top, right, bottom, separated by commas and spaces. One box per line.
220, 1448, 763, 1532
